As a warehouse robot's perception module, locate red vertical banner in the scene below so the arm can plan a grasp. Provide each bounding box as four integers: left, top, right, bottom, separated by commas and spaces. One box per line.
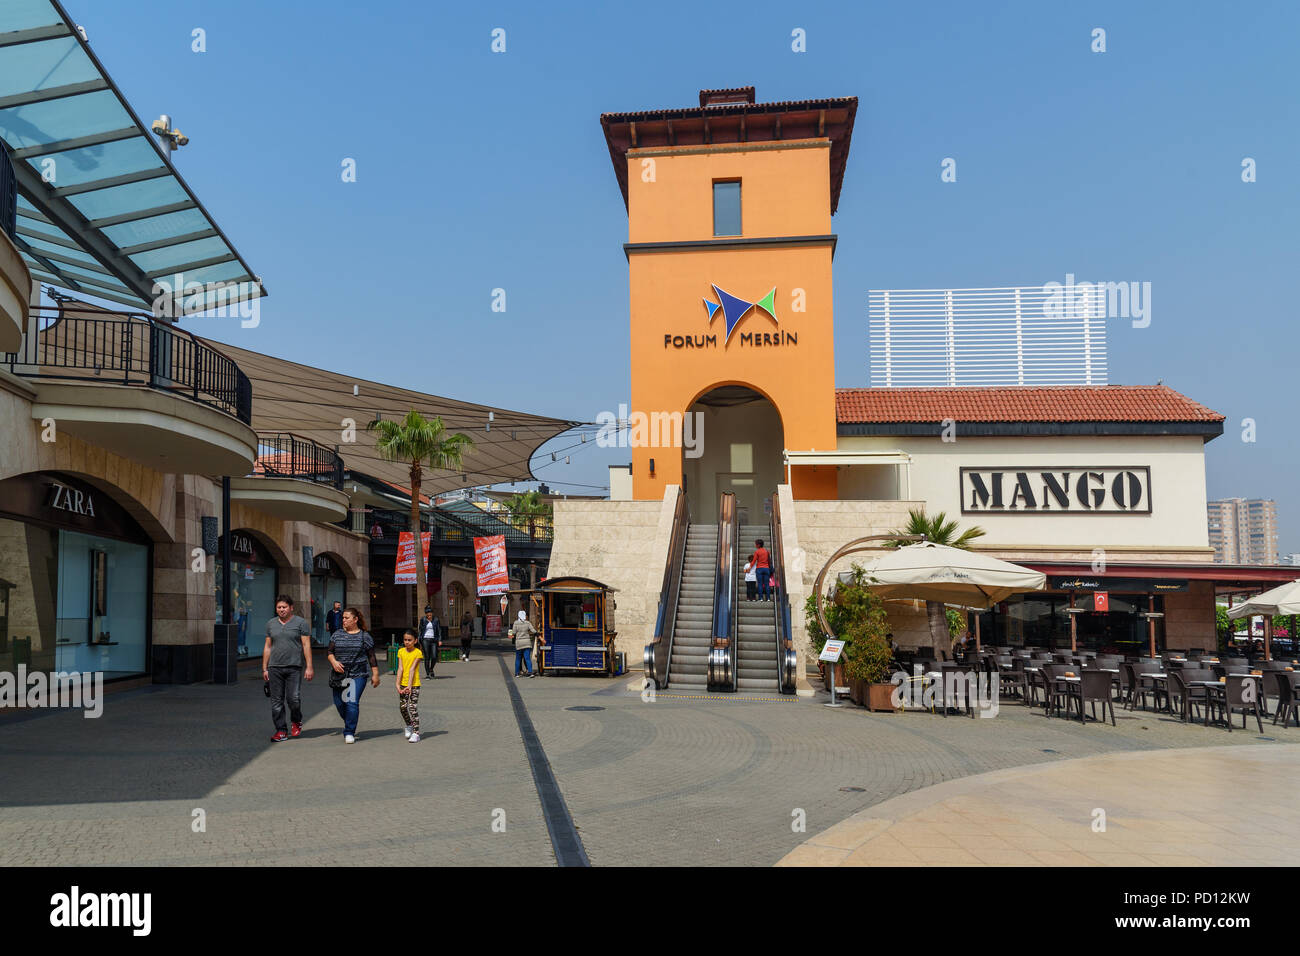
394, 532, 432, 584
474, 535, 509, 595
1094, 591, 1109, 612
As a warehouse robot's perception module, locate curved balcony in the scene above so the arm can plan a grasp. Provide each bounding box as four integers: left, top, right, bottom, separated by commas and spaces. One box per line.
4, 305, 257, 475
230, 432, 348, 523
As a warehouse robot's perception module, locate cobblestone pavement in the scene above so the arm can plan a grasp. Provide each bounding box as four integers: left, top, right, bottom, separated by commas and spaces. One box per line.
777, 745, 1300, 866
0, 643, 1295, 866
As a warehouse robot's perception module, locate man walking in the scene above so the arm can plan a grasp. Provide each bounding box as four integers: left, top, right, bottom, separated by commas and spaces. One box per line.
418, 606, 440, 678
325, 601, 344, 635
460, 610, 473, 662
263, 595, 313, 741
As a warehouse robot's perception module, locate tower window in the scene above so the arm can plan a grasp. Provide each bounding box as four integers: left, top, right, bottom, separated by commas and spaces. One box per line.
713, 181, 741, 236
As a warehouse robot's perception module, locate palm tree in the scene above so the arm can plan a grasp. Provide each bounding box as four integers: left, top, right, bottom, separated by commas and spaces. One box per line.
368, 410, 474, 617
504, 489, 552, 540
887, 508, 986, 656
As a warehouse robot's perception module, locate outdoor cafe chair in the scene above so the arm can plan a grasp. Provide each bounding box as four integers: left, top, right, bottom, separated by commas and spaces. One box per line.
1168, 670, 1211, 724
1065, 670, 1117, 726
1272, 672, 1299, 728
1039, 664, 1074, 718
1208, 675, 1264, 734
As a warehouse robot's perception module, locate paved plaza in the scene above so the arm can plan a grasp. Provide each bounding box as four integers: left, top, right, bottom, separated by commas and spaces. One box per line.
0, 642, 1296, 866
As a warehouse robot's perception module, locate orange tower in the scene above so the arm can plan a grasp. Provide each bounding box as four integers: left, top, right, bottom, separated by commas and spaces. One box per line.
601, 87, 858, 521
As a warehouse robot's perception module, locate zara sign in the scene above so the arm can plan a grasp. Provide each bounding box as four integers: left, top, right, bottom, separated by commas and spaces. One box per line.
959, 466, 1152, 515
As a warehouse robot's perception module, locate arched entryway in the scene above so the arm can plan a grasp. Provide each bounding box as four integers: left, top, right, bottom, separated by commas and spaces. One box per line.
216, 528, 288, 659
682, 385, 785, 524
308, 551, 351, 646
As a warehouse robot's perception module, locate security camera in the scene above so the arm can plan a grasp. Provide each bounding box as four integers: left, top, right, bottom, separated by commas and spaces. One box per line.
151, 118, 168, 136
174, 131, 189, 147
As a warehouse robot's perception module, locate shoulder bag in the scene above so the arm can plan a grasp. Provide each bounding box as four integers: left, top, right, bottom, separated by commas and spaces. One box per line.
329, 633, 368, 690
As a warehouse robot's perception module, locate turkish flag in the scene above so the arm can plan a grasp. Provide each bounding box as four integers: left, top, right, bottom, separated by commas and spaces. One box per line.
1094, 591, 1109, 612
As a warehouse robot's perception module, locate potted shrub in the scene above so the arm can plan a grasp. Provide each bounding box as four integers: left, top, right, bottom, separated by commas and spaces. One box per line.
806, 565, 895, 707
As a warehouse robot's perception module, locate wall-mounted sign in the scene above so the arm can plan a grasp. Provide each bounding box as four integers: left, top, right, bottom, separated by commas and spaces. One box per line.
47, 481, 95, 517
0, 473, 147, 542
313, 553, 338, 575
663, 283, 798, 350
1050, 576, 1188, 592
960, 467, 1151, 514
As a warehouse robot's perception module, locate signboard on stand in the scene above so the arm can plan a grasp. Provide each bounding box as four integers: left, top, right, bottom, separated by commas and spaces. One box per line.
486, 614, 502, 637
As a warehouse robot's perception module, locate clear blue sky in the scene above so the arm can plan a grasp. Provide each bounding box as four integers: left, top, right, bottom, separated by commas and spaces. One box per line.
64, 0, 1300, 552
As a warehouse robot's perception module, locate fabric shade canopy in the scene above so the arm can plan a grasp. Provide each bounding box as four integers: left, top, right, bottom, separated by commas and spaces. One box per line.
206, 338, 578, 496
856, 541, 1046, 608
1226, 580, 1300, 619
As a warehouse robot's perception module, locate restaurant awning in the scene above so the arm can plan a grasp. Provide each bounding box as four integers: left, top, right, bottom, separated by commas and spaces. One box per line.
207, 339, 579, 496
0, 0, 264, 311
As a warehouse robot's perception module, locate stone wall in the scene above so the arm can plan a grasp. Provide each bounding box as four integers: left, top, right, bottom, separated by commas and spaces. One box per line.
544, 496, 672, 662
1164, 580, 1217, 652
783, 495, 928, 675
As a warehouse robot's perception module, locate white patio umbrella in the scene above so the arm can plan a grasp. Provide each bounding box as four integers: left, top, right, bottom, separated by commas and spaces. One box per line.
1226, 580, 1300, 661
1226, 580, 1300, 618
857, 541, 1046, 607
855, 542, 1047, 651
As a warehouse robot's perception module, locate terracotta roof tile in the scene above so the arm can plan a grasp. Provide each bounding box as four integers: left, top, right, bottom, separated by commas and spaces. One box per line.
834, 385, 1224, 424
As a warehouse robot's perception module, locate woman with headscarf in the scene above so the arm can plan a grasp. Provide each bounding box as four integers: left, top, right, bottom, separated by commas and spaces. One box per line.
510, 609, 537, 678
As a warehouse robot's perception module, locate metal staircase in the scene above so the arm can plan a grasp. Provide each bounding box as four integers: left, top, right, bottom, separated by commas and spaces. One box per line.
666, 524, 717, 690
736, 523, 779, 692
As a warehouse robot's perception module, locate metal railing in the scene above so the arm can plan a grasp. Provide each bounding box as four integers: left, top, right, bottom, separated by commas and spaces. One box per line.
3, 306, 252, 424
359, 505, 555, 548
252, 433, 343, 489
0, 144, 15, 240
768, 492, 798, 694
645, 486, 689, 689
708, 492, 738, 692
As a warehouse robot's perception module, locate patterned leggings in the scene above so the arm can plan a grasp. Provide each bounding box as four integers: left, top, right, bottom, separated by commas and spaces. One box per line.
398, 686, 420, 732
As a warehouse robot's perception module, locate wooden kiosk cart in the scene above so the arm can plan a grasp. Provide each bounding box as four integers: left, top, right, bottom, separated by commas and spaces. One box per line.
533, 577, 618, 676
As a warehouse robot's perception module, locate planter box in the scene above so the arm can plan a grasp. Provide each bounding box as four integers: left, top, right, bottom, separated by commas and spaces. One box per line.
866, 682, 902, 713
848, 676, 866, 705
821, 660, 846, 693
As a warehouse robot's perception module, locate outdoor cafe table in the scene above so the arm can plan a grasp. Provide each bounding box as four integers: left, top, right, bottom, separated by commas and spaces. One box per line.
1188, 675, 1264, 727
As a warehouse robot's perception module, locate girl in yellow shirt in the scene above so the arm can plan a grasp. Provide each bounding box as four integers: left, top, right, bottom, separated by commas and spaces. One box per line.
396, 629, 424, 743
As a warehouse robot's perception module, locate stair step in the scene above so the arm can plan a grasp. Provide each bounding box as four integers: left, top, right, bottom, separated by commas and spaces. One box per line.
737, 679, 780, 691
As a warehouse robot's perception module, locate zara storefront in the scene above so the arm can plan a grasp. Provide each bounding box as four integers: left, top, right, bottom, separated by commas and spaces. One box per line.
0, 471, 151, 680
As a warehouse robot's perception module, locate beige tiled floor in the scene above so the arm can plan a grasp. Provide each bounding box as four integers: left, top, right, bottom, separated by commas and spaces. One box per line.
777, 745, 1300, 866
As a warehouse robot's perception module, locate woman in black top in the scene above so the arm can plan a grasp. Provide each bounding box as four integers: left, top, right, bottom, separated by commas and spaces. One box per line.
327, 607, 380, 743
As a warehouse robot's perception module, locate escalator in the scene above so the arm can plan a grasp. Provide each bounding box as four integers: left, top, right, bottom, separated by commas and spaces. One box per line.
645, 490, 793, 694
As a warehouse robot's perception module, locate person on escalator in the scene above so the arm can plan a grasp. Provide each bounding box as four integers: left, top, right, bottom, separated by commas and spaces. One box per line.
749, 539, 772, 602
744, 560, 757, 601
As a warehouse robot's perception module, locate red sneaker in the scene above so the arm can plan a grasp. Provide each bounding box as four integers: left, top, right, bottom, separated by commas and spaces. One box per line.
290, 722, 302, 738
270, 731, 289, 742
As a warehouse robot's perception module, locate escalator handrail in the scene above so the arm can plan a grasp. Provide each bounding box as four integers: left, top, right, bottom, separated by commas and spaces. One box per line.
644, 487, 689, 688
768, 492, 798, 694
708, 492, 738, 691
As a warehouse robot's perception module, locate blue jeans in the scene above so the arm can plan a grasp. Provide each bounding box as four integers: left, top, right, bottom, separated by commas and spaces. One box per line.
268, 665, 303, 732
332, 674, 368, 735
515, 647, 533, 675
757, 567, 772, 601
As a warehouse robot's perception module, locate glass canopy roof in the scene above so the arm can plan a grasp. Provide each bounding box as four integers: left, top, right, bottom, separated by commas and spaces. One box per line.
0, 0, 265, 312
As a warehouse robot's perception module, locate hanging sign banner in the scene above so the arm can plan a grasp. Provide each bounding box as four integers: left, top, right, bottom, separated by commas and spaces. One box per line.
394, 532, 433, 584
474, 535, 509, 596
